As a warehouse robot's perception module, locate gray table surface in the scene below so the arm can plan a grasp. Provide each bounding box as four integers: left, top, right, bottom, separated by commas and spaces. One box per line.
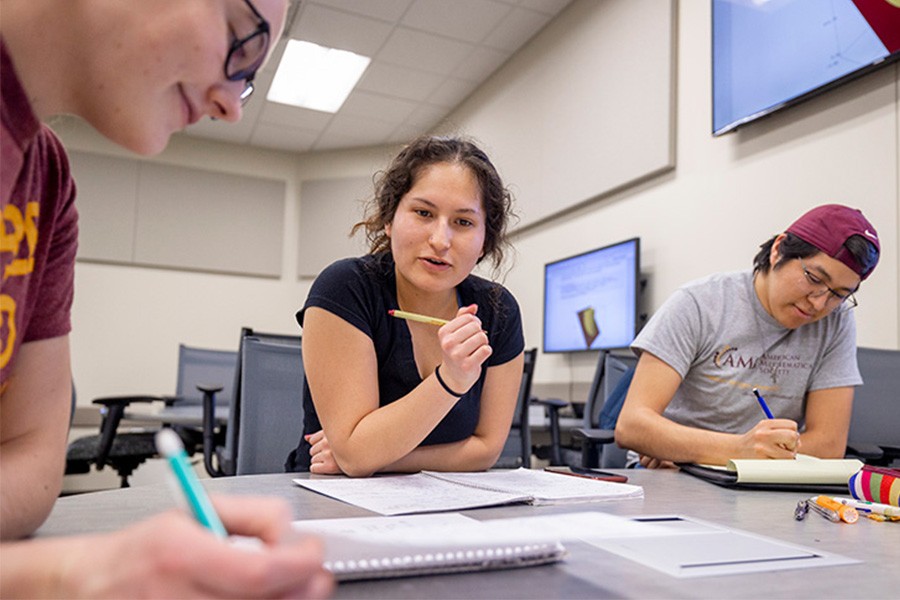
36, 469, 898, 599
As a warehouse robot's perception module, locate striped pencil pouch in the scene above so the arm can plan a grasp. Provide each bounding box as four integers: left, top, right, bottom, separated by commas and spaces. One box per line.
849, 465, 900, 507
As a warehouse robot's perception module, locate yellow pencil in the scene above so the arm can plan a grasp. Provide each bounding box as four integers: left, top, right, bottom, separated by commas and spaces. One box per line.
388, 309, 449, 327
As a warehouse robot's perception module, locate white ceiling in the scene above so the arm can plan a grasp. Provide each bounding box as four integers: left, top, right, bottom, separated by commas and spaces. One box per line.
182, 0, 573, 154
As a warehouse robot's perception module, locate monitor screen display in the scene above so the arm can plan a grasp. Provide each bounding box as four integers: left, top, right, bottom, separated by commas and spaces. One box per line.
712, 0, 900, 135
543, 238, 639, 353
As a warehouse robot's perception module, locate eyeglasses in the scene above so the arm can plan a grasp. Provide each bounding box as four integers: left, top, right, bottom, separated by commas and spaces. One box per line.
225, 0, 271, 106
797, 258, 857, 309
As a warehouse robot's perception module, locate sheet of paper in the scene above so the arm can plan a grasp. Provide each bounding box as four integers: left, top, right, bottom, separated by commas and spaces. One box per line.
580, 515, 860, 577
424, 468, 644, 504
294, 473, 530, 515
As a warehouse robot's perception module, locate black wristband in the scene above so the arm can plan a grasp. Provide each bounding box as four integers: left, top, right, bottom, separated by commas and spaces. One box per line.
434, 365, 466, 398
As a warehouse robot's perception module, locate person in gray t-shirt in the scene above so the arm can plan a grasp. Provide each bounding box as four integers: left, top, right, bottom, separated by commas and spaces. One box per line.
616, 204, 881, 467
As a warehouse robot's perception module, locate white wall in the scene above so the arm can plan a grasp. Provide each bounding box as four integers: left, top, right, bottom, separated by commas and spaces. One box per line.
58, 0, 899, 407
450, 0, 900, 385
56, 119, 392, 405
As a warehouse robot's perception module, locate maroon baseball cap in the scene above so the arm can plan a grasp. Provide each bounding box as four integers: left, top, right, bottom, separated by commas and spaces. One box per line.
786, 204, 880, 280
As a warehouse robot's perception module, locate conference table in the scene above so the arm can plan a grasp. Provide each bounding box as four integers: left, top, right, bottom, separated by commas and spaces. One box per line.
36, 469, 897, 598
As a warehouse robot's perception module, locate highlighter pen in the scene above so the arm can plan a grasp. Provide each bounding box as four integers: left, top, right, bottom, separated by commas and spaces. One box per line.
751, 387, 774, 419
156, 428, 228, 539
813, 495, 859, 524
388, 309, 449, 327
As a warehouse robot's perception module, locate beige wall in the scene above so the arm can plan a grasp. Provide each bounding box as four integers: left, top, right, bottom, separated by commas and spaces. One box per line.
58, 0, 899, 407
448, 0, 900, 385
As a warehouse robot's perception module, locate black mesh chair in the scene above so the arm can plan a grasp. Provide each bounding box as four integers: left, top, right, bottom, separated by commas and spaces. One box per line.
845, 347, 900, 467
495, 349, 539, 469
66, 345, 238, 487
203, 328, 303, 476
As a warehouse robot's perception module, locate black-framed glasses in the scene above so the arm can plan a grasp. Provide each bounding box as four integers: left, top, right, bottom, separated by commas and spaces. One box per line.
225, 0, 271, 105
798, 258, 857, 309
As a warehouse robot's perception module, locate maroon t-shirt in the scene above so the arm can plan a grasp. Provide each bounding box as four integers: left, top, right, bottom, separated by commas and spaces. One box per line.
1, 39, 78, 390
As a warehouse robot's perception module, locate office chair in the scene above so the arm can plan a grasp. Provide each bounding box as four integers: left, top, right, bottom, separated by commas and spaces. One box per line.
235, 335, 305, 474
203, 328, 303, 476
495, 348, 539, 469
565, 351, 637, 469
66, 344, 238, 487
845, 347, 900, 467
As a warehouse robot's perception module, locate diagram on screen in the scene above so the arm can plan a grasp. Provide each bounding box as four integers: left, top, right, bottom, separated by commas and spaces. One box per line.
577, 307, 600, 349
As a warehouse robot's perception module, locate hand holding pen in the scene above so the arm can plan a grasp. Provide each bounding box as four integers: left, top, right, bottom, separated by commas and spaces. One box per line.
735, 389, 800, 459
149, 429, 334, 597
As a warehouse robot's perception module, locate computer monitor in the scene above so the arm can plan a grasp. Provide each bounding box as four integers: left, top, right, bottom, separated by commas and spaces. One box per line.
543, 238, 640, 353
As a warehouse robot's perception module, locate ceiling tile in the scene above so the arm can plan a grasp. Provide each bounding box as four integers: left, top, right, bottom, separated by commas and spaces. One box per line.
484, 7, 552, 52
453, 46, 511, 83
426, 77, 480, 108
251, 124, 320, 153
387, 122, 431, 144
309, 0, 414, 23
405, 104, 448, 130
259, 101, 334, 131
294, 3, 394, 57
518, 0, 573, 16
377, 27, 474, 75
402, 0, 511, 44
339, 90, 420, 124
356, 61, 445, 102
180, 0, 572, 154
321, 113, 399, 140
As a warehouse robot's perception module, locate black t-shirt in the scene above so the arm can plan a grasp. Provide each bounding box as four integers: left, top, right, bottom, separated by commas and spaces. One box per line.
285, 253, 524, 472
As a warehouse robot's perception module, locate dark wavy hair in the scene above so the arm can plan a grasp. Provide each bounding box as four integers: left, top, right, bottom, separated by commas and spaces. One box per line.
753, 232, 879, 281
352, 136, 515, 276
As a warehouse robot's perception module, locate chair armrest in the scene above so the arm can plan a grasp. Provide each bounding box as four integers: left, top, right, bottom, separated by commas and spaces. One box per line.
91, 395, 162, 407
160, 394, 186, 407
845, 440, 885, 462
531, 397, 568, 466
198, 385, 224, 477
570, 427, 615, 444
532, 397, 568, 409
88, 396, 163, 468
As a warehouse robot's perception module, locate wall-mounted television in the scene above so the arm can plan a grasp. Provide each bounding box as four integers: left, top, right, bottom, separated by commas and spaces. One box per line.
712, 0, 900, 136
543, 238, 639, 353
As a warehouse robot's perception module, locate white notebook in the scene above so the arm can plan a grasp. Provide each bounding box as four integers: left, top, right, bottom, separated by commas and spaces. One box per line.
291, 513, 566, 581
294, 468, 643, 515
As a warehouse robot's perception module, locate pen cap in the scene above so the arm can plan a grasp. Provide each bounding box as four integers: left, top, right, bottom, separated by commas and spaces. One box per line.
156, 427, 187, 458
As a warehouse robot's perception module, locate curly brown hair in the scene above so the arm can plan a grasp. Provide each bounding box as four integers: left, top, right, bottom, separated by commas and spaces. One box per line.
352, 136, 515, 275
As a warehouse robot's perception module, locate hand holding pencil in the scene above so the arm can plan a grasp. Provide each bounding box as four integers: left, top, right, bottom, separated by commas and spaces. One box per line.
391, 304, 492, 397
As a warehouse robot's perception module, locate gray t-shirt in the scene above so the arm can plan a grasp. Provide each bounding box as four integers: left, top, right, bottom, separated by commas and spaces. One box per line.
631, 270, 860, 434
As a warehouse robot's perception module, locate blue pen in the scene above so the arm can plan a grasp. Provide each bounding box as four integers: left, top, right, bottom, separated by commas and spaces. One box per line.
752, 387, 774, 419
155, 428, 228, 539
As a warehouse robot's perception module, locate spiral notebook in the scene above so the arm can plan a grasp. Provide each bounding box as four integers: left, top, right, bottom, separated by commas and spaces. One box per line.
291, 513, 566, 581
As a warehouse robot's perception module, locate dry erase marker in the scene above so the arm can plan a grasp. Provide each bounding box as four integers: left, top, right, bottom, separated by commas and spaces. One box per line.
834, 497, 900, 518
156, 428, 228, 539
751, 387, 774, 419
388, 309, 449, 327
